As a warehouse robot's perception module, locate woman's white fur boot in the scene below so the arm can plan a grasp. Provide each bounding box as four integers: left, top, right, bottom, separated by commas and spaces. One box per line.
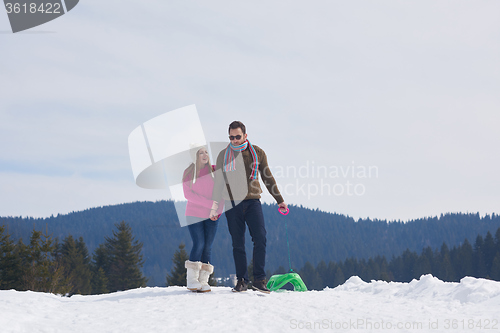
198, 263, 214, 292
185, 260, 202, 291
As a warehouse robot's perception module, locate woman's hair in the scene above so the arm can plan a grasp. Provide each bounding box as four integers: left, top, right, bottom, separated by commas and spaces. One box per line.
183, 148, 214, 187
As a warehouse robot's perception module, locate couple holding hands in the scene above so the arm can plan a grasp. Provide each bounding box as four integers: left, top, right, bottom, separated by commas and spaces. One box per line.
182, 120, 287, 293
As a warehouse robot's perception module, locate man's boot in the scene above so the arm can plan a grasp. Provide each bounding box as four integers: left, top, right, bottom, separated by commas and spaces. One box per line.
251, 279, 270, 294
232, 278, 248, 292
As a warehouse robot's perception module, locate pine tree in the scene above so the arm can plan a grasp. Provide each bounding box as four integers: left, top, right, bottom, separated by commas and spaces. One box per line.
75, 237, 93, 293
389, 255, 404, 282
92, 244, 110, 275
105, 221, 147, 292
316, 260, 328, 289
324, 262, 337, 287
474, 235, 487, 278
366, 257, 381, 281
400, 249, 418, 282
299, 261, 323, 290
456, 239, 474, 278
483, 232, 496, 277
378, 256, 392, 281
438, 243, 456, 281
166, 243, 188, 286
490, 253, 500, 281
91, 243, 110, 294
333, 266, 345, 287
414, 247, 433, 278
495, 228, 500, 254
59, 235, 93, 295
19, 228, 71, 294
0, 225, 22, 290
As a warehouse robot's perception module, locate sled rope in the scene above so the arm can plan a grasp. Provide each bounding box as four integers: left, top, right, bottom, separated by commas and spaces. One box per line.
285, 219, 293, 272
267, 207, 308, 291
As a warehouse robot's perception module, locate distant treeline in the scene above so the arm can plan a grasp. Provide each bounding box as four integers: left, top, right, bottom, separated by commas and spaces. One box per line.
2, 201, 500, 285
0, 222, 146, 295
287, 228, 500, 290
4, 221, 499, 295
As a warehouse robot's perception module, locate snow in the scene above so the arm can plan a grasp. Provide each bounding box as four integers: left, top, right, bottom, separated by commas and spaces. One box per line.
1, 275, 500, 333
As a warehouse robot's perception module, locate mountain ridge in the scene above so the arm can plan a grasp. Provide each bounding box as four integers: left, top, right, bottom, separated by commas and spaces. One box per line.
2, 201, 499, 286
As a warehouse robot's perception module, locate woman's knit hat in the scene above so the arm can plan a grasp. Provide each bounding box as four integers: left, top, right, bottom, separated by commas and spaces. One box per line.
189, 142, 206, 162
189, 142, 208, 184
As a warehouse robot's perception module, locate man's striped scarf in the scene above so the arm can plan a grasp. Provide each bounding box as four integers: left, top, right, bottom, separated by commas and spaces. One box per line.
223, 140, 258, 180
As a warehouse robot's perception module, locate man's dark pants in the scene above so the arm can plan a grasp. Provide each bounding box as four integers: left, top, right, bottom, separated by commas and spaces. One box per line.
225, 199, 266, 282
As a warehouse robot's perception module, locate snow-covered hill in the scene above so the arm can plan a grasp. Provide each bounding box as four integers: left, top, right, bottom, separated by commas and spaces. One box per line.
1, 275, 499, 333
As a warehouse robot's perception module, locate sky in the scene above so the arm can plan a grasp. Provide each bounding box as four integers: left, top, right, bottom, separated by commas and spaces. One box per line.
1, 0, 499, 221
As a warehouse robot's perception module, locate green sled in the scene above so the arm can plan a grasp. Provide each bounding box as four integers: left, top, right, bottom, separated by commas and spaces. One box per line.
267, 272, 308, 292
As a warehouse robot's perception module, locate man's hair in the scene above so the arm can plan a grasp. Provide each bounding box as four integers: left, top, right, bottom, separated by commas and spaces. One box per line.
228, 121, 246, 135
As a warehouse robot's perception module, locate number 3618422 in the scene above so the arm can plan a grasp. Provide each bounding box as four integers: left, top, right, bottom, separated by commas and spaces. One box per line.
5, 3, 62, 14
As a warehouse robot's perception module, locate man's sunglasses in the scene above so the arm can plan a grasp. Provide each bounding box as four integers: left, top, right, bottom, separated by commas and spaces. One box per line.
229, 135, 242, 140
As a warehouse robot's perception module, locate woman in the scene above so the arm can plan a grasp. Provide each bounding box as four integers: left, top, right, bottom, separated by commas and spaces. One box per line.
182, 145, 223, 292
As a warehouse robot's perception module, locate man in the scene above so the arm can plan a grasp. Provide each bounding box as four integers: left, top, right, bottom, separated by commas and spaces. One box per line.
210, 121, 287, 293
